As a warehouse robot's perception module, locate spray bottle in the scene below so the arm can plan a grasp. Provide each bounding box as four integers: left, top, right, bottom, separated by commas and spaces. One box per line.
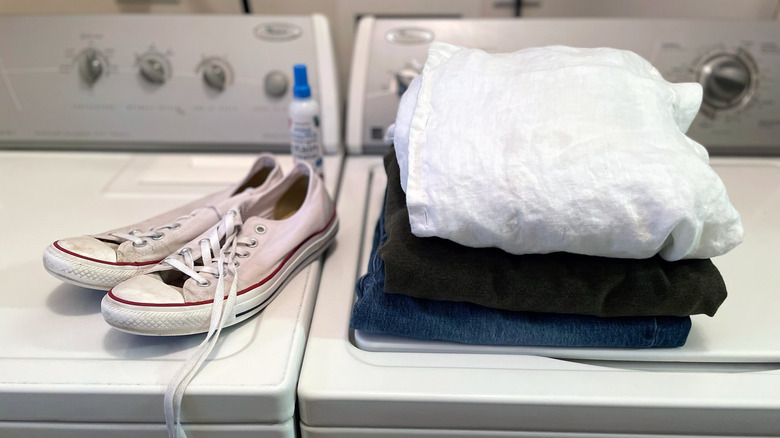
289, 64, 324, 178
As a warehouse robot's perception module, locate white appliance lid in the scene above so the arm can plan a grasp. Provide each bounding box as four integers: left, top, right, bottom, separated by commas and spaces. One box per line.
0, 152, 341, 424
298, 156, 780, 435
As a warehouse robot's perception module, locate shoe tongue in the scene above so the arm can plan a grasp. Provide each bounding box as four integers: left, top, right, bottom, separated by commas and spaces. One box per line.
195, 229, 236, 269
94, 236, 124, 245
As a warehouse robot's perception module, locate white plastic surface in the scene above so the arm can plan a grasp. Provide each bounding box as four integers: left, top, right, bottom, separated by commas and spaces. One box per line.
298, 157, 780, 436
3, 419, 295, 438
345, 17, 373, 155
0, 15, 341, 154
0, 151, 342, 427
301, 425, 764, 438
311, 14, 341, 153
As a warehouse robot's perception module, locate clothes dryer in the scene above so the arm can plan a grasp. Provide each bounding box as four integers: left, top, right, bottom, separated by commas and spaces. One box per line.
0, 14, 340, 437
299, 18, 780, 437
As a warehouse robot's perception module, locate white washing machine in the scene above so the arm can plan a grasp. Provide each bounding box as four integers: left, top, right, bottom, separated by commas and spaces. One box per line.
0, 14, 341, 437
298, 18, 780, 437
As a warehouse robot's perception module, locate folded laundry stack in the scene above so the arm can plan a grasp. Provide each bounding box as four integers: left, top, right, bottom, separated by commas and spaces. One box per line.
350, 43, 743, 348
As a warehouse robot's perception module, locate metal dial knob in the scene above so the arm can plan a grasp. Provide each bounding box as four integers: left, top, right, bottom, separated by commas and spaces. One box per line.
698, 52, 755, 112
264, 71, 288, 98
78, 48, 106, 86
201, 58, 232, 92
138, 53, 170, 84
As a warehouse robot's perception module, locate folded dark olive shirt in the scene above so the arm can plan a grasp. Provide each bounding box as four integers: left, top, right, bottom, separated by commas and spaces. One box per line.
378, 149, 727, 317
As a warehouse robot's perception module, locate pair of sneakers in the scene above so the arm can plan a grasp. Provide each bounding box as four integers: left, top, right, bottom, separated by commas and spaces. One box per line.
43, 154, 338, 437
43, 154, 338, 336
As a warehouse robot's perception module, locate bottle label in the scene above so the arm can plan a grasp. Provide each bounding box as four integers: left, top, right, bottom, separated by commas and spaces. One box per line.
290, 118, 324, 176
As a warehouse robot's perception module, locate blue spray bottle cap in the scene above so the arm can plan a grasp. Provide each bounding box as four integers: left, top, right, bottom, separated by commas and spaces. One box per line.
293, 64, 311, 99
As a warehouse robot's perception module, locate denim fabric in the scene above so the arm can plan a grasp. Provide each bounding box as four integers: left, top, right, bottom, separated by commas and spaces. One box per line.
350, 205, 692, 348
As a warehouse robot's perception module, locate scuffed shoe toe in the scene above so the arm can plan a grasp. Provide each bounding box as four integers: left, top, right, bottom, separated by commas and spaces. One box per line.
110, 274, 185, 305
56, 236, 117, 262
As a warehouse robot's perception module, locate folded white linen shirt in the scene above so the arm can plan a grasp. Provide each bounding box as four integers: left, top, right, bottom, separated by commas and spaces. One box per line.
393, 42, 743, 261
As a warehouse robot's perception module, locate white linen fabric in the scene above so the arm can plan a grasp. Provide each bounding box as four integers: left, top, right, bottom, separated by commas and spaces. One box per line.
393, 42, 742, 261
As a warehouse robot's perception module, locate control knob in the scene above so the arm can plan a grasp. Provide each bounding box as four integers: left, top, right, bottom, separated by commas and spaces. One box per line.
200, 58, 232, 92
264, 70, 289, 98
138, 52, 171, 84
78, 48, 107, 86
697, 50, 756, 114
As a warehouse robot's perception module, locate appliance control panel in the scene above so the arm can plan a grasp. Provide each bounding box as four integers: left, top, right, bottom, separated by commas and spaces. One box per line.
0, 15, 339, 153
348, 18, 780, 155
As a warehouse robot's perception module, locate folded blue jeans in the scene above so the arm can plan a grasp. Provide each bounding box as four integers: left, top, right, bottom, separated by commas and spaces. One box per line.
349, 203, 691, 348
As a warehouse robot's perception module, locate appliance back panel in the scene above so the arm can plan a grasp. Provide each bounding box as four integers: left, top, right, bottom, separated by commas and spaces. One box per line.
0, 15, 339, 152
348, 18, 780, 154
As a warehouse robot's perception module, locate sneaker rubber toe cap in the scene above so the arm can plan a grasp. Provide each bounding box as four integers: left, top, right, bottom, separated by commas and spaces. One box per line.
57, 236, 117, 263
111, 274, 185, 305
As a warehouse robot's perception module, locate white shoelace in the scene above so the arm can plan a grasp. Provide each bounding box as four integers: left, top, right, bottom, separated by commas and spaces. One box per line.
109, 206, 220, 248
160, 209, 256, 438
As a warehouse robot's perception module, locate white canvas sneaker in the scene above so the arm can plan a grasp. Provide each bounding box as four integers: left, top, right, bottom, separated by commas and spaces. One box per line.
42, 155, 282, 291
101, 161, 338, 336
101, 163, 337, 438
101, 163, 338, 438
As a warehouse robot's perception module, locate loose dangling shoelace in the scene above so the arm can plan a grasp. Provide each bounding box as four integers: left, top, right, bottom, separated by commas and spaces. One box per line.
109, 205, 221, 248
159, 209, 258, 438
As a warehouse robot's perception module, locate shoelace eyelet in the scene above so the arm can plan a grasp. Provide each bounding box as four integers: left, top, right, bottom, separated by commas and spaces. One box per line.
168, 223, 182, 230
236, 252, 250, 258
196, 279, 211, 287
152, 232, 165, 240
232, 261, 240, 268
227, 210, 238, 217
133, 240, 148, 248
255, 225, 266, 234
211, 273, 221, 279
247, 238, 258, 248
179, 247, 191, 256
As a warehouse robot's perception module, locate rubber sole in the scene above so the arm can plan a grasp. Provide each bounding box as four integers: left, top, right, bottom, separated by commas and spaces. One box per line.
101, 217, 339, 336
